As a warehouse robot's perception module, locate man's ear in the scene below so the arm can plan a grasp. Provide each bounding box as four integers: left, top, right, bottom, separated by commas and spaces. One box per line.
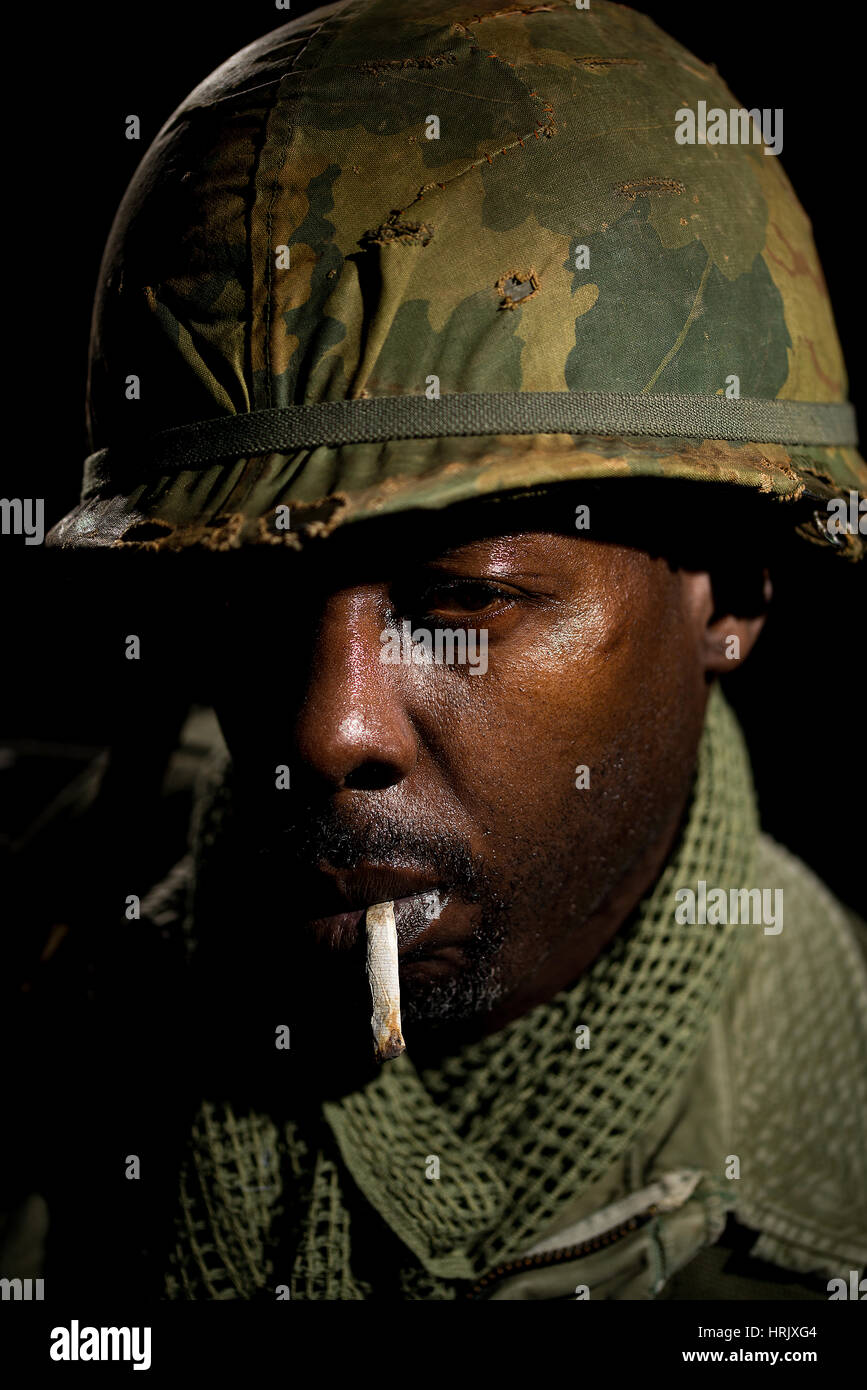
680, 568, 772, 674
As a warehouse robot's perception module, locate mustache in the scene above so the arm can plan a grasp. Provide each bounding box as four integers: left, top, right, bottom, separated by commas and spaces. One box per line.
229, 797, 485, 898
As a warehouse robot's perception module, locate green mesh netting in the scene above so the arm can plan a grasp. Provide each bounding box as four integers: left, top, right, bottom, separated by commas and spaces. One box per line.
165, 685, 758, 1299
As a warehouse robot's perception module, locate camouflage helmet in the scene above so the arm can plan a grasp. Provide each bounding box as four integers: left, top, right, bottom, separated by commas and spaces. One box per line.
48, 0, 866, 556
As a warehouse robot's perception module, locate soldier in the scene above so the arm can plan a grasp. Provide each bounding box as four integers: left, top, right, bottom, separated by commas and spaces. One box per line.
41, 0, 866, 1301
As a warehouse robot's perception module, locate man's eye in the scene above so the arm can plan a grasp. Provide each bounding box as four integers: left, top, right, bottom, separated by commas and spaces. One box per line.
410, 580, 516, 618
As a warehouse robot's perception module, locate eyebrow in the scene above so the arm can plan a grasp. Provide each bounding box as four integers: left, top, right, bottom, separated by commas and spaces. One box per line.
411, 532, 556, 566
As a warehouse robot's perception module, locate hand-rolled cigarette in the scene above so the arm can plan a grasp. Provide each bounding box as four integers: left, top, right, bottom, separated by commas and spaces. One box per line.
366, 900, 406, 1063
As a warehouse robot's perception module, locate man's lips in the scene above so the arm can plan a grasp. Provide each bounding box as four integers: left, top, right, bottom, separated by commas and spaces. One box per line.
302, 867, 453, 951
326, 864, 442, 910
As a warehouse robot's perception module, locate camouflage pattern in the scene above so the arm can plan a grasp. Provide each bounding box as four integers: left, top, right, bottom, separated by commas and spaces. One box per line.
48, 0, 866, 554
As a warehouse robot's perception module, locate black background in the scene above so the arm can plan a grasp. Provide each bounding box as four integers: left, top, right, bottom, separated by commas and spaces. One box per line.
2, 0, 864, 923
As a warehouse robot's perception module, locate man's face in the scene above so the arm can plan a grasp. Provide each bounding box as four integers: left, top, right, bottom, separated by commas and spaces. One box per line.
208, 501, 753, 1047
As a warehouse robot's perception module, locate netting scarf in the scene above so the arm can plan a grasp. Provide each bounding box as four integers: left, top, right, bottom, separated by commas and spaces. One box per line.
166, 685, 756, 1299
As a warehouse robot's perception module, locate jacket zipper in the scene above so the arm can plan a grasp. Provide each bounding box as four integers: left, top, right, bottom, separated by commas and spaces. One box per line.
464, 1205, 659, 1300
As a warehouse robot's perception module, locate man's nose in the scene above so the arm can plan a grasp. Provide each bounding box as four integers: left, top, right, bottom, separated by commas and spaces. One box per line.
293, 590, 417, 792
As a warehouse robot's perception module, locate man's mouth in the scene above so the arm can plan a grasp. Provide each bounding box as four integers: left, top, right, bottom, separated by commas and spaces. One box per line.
304, 875, 451, 952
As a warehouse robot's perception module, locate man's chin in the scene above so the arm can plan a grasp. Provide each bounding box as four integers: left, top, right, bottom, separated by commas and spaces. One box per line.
399, 952, 508, 1030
